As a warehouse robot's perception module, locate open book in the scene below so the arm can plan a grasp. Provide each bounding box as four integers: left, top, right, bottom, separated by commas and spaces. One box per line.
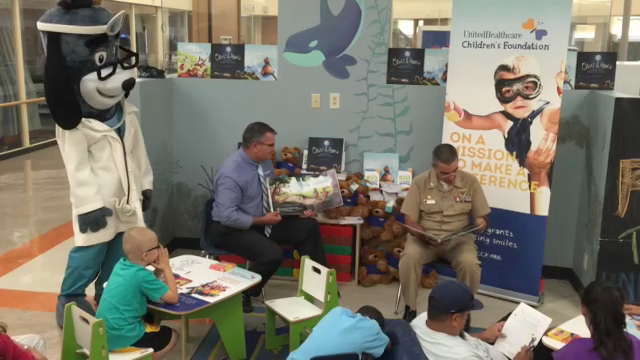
268, 169, 343, 216
401, 223, 482, 243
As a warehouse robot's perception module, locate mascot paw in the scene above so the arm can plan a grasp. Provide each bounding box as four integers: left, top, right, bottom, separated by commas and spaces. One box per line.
142, 189, 153, 212
78, 207, 113, 234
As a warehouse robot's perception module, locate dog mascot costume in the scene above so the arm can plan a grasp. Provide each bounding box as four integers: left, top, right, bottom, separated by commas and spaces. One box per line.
37, 0, 153, 327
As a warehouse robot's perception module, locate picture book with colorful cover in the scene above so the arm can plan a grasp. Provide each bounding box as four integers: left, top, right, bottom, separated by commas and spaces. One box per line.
363, 152, 400, 185
210, 262, 236, 272
268, 169, 343, 216
176, 43, 211, 78
306, 138, 345, 173
546, 328, 581, 344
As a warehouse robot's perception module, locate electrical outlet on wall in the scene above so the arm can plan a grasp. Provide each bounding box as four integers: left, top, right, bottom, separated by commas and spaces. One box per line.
330, 93, 340, 109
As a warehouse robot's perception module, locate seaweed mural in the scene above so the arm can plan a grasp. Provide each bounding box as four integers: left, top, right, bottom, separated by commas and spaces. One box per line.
347, 0, 413, 172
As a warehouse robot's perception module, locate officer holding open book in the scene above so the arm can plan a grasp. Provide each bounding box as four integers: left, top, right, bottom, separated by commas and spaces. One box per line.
400, 144, 490, 322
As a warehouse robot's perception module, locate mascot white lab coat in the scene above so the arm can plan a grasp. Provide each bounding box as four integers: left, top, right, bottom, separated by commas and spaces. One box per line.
58, 103, 152, 246
37, 0, 154, 327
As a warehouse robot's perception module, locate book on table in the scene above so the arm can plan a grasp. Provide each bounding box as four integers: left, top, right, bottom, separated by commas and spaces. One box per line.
546, 328, 581, 344
268, 169, 343, 216
400, 223, 482, 243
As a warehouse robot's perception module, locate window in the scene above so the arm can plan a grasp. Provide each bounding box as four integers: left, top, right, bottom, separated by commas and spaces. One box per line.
21, 0, 57, 146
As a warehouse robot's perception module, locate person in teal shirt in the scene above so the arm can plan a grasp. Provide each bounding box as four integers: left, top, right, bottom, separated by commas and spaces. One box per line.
287, 306, 390, 360
96, 227, 180, 359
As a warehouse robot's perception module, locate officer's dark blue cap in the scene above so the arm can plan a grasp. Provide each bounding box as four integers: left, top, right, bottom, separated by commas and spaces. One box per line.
428, 280, 484, 314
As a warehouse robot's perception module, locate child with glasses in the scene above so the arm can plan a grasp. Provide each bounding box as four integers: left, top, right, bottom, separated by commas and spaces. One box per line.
96, 227, 179, 359
444, 55, 565, 216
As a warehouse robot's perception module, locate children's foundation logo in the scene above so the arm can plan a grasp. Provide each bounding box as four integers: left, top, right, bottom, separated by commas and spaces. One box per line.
522, 18, 548, 41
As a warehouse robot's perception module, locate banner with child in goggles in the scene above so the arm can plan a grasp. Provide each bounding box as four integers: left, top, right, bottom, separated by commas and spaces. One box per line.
442, 0, 572, 302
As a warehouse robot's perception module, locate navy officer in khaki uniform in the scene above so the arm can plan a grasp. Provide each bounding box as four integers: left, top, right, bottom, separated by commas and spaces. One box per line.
400, 144, 490, 322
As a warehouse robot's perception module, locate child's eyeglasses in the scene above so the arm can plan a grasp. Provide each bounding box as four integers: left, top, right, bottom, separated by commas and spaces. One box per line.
145, 244, 161, 253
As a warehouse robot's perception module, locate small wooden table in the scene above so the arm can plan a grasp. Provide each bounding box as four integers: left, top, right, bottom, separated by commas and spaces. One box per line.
316, 215, 364, 284
148, 255, 261, 360
541, 315, 590, 351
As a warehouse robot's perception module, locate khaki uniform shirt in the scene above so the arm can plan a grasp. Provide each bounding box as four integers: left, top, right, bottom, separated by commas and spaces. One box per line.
401, 169, 490, 236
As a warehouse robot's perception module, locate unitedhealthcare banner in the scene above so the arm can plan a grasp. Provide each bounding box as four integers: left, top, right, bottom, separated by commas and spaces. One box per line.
442, 0, 572, 303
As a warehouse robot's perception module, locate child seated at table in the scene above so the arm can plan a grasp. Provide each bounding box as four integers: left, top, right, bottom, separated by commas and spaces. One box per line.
287, 305, 390, 360
96, 227, 180, 359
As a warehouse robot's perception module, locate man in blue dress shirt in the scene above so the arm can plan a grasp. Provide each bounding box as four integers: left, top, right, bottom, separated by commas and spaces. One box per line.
207, 122, 327, 312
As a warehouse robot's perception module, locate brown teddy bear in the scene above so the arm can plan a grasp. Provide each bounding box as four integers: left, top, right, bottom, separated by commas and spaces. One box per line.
386, 239, 405, 279
346, 172, 364, 182
358, 247, 393, 287
281, 146, 302, 174
393, 197, 405, 213
272, 153, 289, 177
369, 200, 387, 218
324, 207, 341, 220
350, 196, 369, 218
385, 217, 404, 237
351, 204, 370, 218
361, 224, 374, 241
421, 268, 439, 289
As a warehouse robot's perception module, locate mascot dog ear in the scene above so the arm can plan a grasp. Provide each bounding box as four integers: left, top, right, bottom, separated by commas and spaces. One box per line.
44, 31, 82, 130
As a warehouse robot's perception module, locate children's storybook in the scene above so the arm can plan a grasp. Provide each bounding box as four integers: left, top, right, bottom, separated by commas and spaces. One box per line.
148, 255, 260, 313
268, 169, 343, 216
401, 223, 482, 243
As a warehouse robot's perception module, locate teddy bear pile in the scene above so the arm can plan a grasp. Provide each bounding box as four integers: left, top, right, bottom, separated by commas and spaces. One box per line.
322, 173, 438, 289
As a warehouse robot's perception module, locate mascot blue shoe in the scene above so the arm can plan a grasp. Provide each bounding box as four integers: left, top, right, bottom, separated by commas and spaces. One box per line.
37, 0, 154, 328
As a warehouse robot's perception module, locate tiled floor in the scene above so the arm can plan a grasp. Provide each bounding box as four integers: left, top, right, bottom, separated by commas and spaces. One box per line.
0, 148, 583, 360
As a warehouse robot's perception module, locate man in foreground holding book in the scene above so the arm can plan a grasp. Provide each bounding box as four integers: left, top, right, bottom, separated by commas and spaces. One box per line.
400, 144, 490, 322
411, 281, 534, 360
207, 122, 327, 313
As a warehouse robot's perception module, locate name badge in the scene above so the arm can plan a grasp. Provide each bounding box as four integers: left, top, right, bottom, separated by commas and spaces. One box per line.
423, 199, 436, 205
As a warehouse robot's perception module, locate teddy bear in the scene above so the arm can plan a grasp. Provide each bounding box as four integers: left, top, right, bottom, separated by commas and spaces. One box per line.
393, 197, 405, 213
358, 247, 393, 287
346, 172, 364, 182
421, 268, 439, 289
272, 152, 288, 177
276, 146, 302, 175
282, 146, 302, 169
385, 216, 404, 238
369, 200, 387, 218
349, 195, 369, 218
324, 207, 342, 220
386, 239, 405, 279
361, 224, 374, 241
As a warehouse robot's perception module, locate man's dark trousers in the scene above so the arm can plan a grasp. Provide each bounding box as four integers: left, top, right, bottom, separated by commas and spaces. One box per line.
207, 216, 327, 296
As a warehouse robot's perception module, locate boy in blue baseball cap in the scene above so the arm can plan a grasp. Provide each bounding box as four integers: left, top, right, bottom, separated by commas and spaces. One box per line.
411, 280, 533, 360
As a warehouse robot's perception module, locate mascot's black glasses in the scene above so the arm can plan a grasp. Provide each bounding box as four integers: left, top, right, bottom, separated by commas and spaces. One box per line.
97, 45, 139, 81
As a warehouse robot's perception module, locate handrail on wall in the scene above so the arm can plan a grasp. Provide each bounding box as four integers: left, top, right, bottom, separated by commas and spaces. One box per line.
0, 98, 46, 109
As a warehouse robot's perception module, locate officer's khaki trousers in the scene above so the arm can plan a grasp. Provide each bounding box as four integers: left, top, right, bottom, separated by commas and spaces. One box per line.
399, 233, 481, 310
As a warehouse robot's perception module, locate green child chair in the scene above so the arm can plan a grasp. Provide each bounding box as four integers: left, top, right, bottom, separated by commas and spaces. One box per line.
60, 302, 153, 360
265, 256, 339, 353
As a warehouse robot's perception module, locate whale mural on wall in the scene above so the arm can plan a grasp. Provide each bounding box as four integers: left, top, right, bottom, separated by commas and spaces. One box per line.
283, 0, 364, 79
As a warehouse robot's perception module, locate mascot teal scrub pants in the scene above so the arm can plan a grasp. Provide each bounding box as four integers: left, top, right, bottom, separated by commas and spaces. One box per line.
59, 232, 125, 302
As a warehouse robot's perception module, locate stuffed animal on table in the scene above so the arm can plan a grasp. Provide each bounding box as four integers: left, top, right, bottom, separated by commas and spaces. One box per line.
275, 146, 302, 175
37, 0, 153, 327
